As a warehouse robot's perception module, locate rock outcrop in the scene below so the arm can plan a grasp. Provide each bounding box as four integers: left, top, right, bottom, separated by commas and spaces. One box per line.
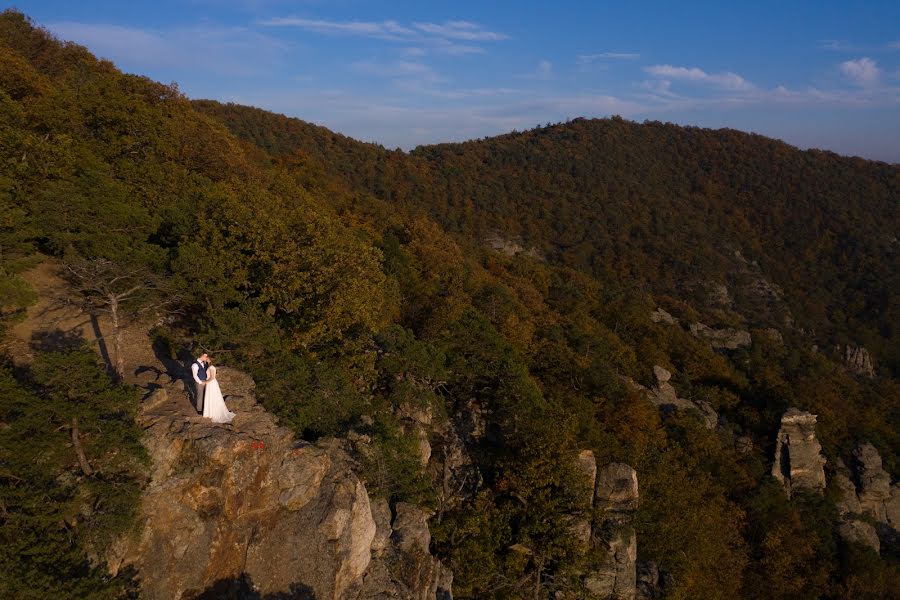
837, 519, 880, 553
834, 442, 898, 553
844, 345, 875, 378
627, 366, 718, 429
635, 560, 672, 600
396, 401, 434, 467
571, 450, 598, 547
362, 503, 453, 600
772, 408, 826, 497
649, 308, 677, 325
114, 378, 451, 600
853, 442, 892, 522
484, 233, 540, 259
689, 322, 752, 351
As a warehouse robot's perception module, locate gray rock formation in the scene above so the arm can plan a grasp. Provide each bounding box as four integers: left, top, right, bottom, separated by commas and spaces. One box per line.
735, 435, 754, 455
649, 308, 677, 325
837, 519, 880, 553
626, 366, 718, 429
772, 408, 826, 497
571, 450, 598, 547
844, 345, 875, 378
113, 377, 451, 600
834, 460, 862, 516
689, 322, 752, 350
832, 444, 898, 555
584, 463, 640, 599
369, 497, 393, 556
853, 442, 892, 522
635, 560, 672, 600
484, 233, 540, 258
585, 526, 637, 600
378, 503, 453, 600
596, 463, 639, 514
707, 282, 733, 307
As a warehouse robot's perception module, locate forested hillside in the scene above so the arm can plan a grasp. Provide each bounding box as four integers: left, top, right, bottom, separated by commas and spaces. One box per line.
195, 101, 900, 377
2, 10, 898, 599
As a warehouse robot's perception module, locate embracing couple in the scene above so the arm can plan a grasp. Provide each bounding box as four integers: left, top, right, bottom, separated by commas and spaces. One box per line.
191, 352, 236, 424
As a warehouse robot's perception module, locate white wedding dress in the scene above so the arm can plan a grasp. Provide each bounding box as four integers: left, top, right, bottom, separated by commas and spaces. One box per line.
202, 366, 236, 423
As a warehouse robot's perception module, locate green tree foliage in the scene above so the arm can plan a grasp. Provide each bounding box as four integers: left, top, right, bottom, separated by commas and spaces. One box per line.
0, 348, 145, 599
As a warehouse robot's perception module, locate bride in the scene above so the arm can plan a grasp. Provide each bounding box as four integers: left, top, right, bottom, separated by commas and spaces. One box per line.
202, 359, 236, 424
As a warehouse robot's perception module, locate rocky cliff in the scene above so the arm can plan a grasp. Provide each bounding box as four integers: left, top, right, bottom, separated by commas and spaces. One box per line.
110, 371, 451, 600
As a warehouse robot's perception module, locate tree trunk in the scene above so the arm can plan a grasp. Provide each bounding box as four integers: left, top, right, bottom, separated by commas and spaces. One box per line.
110, 294, 125, 381
71, 417, 93, 476
533, 556, 545, 600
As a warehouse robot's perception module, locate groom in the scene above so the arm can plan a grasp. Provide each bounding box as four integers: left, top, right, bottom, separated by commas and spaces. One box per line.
191, 352, 210, 413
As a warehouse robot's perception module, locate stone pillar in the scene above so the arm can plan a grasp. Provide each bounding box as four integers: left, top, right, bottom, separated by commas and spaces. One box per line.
771, 408, 826, 497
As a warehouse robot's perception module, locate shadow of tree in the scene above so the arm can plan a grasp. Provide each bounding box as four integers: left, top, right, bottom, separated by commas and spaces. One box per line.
29, 328, 87, 353
185, 573, 316, 600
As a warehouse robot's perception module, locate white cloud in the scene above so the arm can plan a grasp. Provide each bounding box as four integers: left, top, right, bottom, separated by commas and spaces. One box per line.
577, 52, 640, 66
352, 59, 442, 83
536, 59, 553, 79
259, 17, 414, 39
840, 57, 881, 86
47, 22, 287, 76
412, 20, 508, 41
644, 64, 753, 90
819, 39, 854, 51
259, 17, 507, 53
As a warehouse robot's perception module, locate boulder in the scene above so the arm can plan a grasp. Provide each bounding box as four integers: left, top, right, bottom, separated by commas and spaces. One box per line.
596, 463, 639, 514
772, 408, 826, 497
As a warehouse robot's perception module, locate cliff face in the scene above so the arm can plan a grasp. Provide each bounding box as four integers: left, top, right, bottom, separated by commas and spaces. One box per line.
111, 370, 451, 600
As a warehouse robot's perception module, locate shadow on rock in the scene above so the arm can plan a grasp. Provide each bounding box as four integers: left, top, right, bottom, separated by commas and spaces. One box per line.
186, 574, 316, 600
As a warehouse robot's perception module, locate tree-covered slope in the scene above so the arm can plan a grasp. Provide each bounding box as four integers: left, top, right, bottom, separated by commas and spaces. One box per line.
3, 11, 898, 600
195, 102, 899, 376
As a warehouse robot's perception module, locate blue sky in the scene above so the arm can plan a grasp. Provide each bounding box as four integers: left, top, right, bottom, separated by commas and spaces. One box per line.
11, 0, 900, 161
